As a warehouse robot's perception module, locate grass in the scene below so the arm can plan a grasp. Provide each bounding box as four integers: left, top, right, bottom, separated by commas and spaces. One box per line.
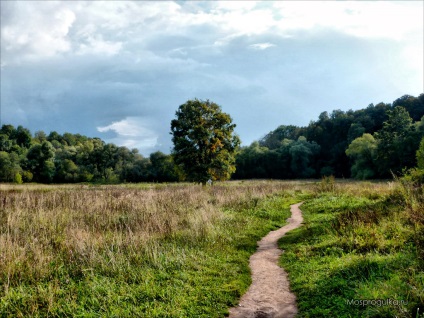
279, 179, 424, 318
3, 178, 422, 317
0, 180, 304, 317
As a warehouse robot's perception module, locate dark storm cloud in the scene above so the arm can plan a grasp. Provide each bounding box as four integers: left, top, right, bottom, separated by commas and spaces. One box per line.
1, 1, 422, 155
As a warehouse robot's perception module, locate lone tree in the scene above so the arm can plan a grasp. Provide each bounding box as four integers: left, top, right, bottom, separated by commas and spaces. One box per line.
170, 99, 240, 184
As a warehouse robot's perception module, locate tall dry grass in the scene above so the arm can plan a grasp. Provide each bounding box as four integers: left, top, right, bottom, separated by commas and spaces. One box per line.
396, 175, 424, 263
0, 180, 302, 294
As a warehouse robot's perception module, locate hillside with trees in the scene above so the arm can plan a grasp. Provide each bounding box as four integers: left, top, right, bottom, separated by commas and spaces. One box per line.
0, 93, 423, 183
234, 93, 424, 179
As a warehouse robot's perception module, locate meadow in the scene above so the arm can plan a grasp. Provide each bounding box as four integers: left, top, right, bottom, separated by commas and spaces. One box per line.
0, 181, 306, 317
1, 179, 423, 317
279, 179, 424, 317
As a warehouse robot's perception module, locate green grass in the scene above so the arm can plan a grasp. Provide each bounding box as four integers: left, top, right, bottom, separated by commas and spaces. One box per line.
5, 179, 421, 317
0, 181, 302, 317
279, 181, 424, 318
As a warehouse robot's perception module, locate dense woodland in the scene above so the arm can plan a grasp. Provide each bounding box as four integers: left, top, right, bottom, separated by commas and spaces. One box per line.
0, 128, 181, 184
235, 93, 424, 179
0, 93, 423, 183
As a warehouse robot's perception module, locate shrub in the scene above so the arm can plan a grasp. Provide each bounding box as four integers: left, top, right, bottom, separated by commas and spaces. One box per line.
21, 170, 33, 182
13, 172, 23, 184
317, 175, 336, 193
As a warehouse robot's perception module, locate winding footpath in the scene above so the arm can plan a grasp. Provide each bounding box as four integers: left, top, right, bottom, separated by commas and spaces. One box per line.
228, 203, 304, 318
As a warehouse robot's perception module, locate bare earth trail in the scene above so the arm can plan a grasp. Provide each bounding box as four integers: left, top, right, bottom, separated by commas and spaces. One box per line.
228, 203, 303, 318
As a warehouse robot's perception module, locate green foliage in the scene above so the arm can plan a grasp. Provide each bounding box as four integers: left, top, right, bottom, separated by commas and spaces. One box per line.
149, 151, 181, 182
397, 171, 424, 274
347, 123, 366, 143
0, 134, 12, 152
0, 93, 423, 183
259, 125, 302, 149
289, 136, 320, 178
233, 142, 270, 179
346, 133, 377, 179
0, 151, 13, 181
417, 137, 424, 169
12, 125, 32, 148
0, 124, 15, 137
26, 141, 56, 183
56, 159, 79, 182
13, 172, 23, 184
170, 99, 240, 184
393, 94, 424, 122
236, 94, 423, 180
0, 151, 21, 182
316, 175, 335, 192
34, 130, 47, 143
21, 170, 33, 182
0, 124, 185, 184
234, 137, 320, 179
375, 106, 420, 176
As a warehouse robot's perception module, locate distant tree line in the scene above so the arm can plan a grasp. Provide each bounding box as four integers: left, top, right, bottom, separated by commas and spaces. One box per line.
0, 93, 423, 183
234, 94, 424, 179
0, 127, 182, 184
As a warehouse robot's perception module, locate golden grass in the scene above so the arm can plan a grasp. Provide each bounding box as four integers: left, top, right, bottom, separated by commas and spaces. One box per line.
0, 180, 306, 291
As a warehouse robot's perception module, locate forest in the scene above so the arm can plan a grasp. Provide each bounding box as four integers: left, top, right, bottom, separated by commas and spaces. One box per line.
235, 93, 424, 179
0, 93, 423, 184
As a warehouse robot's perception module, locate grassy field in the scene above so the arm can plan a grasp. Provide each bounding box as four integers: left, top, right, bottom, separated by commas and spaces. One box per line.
1, 179, 423, 317
0, 181, 306, 317
279, 179, 424, 318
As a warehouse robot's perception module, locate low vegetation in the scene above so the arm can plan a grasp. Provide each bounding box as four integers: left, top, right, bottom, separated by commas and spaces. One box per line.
0, 181, 305, 317
1, 177, 423, 317
279, 178, 424, 317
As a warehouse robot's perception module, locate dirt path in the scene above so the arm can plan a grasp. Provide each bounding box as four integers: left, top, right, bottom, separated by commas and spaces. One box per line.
228, 202, 303, 318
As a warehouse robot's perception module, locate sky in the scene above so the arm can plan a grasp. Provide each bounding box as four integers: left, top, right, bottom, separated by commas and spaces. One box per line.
1, 1, 423, 155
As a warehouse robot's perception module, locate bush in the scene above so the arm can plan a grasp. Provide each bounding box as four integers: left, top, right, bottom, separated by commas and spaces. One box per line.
13, 172, 23, 184
21, 170, 33, 182
317, 175, 336, 193
402, 168, 424, 187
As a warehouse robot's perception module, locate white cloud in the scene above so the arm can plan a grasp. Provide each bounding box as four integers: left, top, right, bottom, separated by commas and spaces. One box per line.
249, 42, 276, 50
97, 117, 158, 152
272, 1, 422, 40
1, 2, 75, 64
2, 1, 421, 65
209, 4, 274, 36
211, 1, 258, 13
77, 35, 122, 56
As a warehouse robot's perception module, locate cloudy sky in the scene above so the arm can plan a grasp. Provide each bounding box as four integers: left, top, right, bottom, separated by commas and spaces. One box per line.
1, 1, 423, 155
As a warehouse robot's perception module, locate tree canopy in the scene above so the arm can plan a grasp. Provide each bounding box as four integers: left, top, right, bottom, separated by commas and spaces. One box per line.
0, 93, 423, 184
170, 99, 240, 184
417, 137, 424, 170
345, 133, 378, 179
0, 125, 180, 184
235, 93, 424, 180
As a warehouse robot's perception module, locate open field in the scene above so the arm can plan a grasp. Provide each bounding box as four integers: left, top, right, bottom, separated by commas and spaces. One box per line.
1, 179, 423, 317
0, 180, 308, 317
